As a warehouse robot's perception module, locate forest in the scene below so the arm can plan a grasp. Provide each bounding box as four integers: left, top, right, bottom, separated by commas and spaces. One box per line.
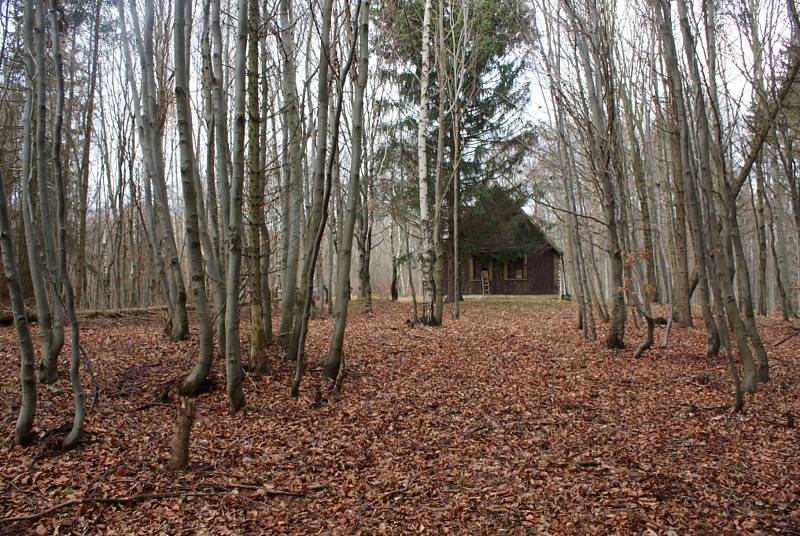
0, 0, 798, 531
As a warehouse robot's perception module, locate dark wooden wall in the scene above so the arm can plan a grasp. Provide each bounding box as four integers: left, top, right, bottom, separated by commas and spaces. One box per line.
444, 248, 560, 297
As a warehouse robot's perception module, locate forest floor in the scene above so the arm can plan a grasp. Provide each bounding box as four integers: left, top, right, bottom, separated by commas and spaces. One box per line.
1, 298, 799, 534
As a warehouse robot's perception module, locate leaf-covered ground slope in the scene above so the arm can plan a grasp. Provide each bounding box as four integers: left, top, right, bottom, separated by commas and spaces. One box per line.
1, 299, 798, 534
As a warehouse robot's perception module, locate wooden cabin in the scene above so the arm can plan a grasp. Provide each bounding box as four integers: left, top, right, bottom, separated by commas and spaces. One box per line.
444, 186, 562, 297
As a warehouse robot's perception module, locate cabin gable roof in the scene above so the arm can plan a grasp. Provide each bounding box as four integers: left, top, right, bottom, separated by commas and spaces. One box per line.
459, 185, 561, 257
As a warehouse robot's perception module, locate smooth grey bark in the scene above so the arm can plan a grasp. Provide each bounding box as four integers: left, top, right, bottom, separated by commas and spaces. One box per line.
34, 0, 64, 382
668, 0, 758, 392
139, 0, 189, 340
570, 8, 625, 348
290, 0, 354, 395
224, 0, 248, 413
621, 87, 658, 304
277, 0, 303, 348
210, 0, 231, 254
0, 166, 37, 446
118, 0, 173, 326
199, 0, 227, 357
432, 0, 446, 325
753, 166, 768, 315
20, 0, 54, 388
325, 0, 369, 380
47, 0, 84, 448
764, 176, 793, 320
124, 0, 188, 339
356, 175, 373, 314
659, 0, 718, 357
286, 0, 335, 364
76, 0, 102, 309
451, 105, 462, 320
175, 0, 214, 397
291, 1, 363, 394
260, 50, 275, 346
544, 30, 595, 340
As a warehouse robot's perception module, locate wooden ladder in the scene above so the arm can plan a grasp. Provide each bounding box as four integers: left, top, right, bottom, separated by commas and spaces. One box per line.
480, 270, 490, 295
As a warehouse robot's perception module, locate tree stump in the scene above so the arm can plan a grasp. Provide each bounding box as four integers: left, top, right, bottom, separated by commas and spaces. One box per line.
167, 396, 196, 470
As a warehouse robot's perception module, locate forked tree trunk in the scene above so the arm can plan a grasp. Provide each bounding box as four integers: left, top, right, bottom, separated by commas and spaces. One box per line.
35, 0, 64, 382
49, 0, 85, 449
325, 0, 369, 380
197, 0, 227, 357
20, 0, 54, 388
572, 18, 625, 348
286, 0, 334, 364
668, 0, 759, 392
291, 0, 361, 395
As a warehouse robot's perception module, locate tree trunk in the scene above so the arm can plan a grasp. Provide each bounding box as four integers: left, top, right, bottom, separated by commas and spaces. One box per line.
286, 0, 334, 364
417, 0, 436, 325
0, 166, 37, 446
35, 0, 65, 381
277, 0, 303, 348
77, 0, 102, 309
223, 0, 249, 413
49, 0, 85, 449
20, 0, 54, 388
325, 0, 369, 380
247, 0, 266, 374
175, 0, 215, 398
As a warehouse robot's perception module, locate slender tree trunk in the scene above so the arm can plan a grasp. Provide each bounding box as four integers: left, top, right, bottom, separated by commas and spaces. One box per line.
77, 0, 102, 309
572, 20, 625, 348
247, 0, 266, 374
35, 0, 65, 380
417, 0, 436, 325
390, 223, 399, 301
405, 222, 419, 325
49, 0, 85, 449
286, 0, 334, 364
0, 166, 37, 446
358, 178, 373, 314
199, 0, 227, 356
290, 0, 361, 395
325, 0, 369, 380
451, 106, 461, 320
21, 0, 54, 387
223, 0, 249, 413
432, 0, 447, 324
670, 0, 759, 392
658, 0, 719, 355
754, 166, 769, 315
765, 180, 793, 320
175, 0, 214, 398
277, 0, 303, 348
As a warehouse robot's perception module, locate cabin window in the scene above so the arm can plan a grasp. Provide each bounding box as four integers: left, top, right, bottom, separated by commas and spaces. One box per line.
470, 257, 491, 281
504, 256, 528, 280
